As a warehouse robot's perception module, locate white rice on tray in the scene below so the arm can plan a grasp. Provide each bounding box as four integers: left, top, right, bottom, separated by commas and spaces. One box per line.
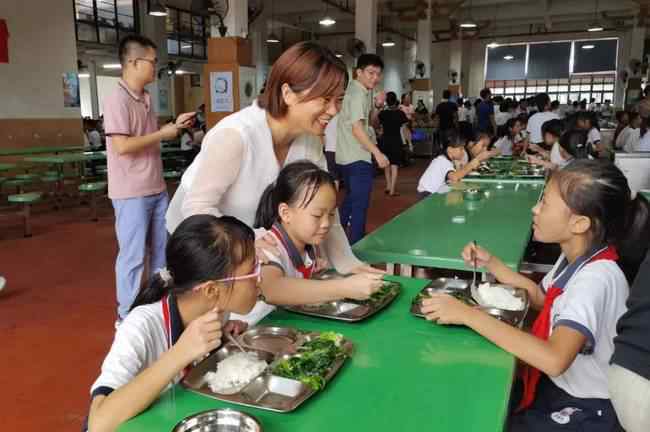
204, 352, 267, 394
477, 283, 524, 311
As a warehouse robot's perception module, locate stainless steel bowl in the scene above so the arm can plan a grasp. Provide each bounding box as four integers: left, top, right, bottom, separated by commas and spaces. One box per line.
172, 409, 263, 432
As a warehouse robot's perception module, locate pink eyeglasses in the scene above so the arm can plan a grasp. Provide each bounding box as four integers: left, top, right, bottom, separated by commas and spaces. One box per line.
215, 258, 262, 284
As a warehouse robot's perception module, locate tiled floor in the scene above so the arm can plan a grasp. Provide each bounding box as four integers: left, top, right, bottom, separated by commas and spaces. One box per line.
0, 159, 428, 431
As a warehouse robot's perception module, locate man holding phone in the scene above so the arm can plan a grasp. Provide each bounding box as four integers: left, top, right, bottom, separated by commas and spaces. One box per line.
103, 35, 195, 325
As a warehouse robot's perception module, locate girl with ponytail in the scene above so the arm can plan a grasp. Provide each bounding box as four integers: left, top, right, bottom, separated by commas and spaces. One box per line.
421, 160, 650, 431
252, 160, 384, 310
88, 215, 258, 432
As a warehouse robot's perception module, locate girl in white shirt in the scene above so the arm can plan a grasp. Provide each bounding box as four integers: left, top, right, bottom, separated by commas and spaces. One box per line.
617, 112, 641, 151
417, 131, 489, 197
422, 160, 650, 432
88, 215, 260, 432
494, 117, 524, 156
253, 161, 383, 308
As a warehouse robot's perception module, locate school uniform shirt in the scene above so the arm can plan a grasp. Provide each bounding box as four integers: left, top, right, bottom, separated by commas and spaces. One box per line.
336, 79, 373, 165
90, 295, 192, 398
550, 142, 571, 169
417, 155, 454, 194
264, 223, 319, 280
618, 127, 641, 152
494, 136, 514, 156
587, 128, 602, 148
541, 249, 629, 399
495, 110, 512, 127
527, 111, 560, 144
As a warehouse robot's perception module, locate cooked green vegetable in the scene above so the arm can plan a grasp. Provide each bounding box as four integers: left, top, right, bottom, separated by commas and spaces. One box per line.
367, 281, 400, 303
415, 290, 476, 306
271, 332, 347, 391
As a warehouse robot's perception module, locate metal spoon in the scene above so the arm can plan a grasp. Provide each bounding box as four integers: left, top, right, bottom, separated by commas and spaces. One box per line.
470, 240, 483, 305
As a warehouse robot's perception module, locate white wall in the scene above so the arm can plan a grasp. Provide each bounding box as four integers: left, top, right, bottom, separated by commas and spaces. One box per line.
0, 0, 80, 118
431, 42, 451, 103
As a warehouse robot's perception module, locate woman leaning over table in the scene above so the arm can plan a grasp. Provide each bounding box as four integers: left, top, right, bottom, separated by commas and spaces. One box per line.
166, 42, 381, 324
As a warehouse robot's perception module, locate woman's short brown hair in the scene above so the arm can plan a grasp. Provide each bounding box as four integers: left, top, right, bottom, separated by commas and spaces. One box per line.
258, 42, 348, 118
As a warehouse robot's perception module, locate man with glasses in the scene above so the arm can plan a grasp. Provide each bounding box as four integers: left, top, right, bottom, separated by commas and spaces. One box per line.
103, 35, 195, 327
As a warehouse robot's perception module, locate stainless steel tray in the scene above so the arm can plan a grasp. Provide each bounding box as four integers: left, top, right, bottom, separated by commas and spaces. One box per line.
182, 327, 354, 413
172, 408, 263, 432
282, 280, 401, 322
410, 278, 529, 327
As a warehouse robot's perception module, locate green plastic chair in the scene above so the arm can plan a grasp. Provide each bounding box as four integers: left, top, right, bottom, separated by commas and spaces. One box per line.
7, 192, 42, 237
78, 181, 107, 221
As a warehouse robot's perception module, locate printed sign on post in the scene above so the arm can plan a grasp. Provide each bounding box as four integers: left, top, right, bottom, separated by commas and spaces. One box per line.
211, 71, 234, 112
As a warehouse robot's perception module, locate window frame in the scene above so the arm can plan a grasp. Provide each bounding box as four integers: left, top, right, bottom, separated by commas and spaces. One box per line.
73, 0, 138, 45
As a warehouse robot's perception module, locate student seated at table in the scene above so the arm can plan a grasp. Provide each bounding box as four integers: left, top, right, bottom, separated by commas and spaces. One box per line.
87, 215, 259, 432
494, 117, 525, 156
466, 132, 499, 162
422, 159, 650, 432
616, 112, 641, 152
576, 111, 608, 158
417, 131, 490, 198
252, 161, 383, 310
612, 110, 630, 146
527, 119, 573, 171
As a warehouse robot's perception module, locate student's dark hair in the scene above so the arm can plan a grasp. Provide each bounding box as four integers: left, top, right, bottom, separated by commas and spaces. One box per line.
534, 93, 550, 112
516, 113, 528, 124
499, 102, 509, 113
559, 129, 589, 159
386, 91, 398, 107
644, 85, 650, 97
480, 88, 491, 99
542, 119, 564, 139
551, 100, 560, 110
130, 215, 255, 311
640, 116, 649, 138
575, 110, 594, 126
500, 117, 523, 138
443, 90, 451, 100
259, 42, 348, 119
628, 112, 641, 127
573, 101, 579, 107
254, 161, 336, 230
615, 110, 628, 122
551, 160, 650, 282
356, 53, 384, 70
464, 100, 472, 108
118, 35, 157, 66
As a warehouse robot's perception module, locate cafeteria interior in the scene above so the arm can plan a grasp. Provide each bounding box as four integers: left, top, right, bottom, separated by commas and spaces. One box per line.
2, 1, 650, 432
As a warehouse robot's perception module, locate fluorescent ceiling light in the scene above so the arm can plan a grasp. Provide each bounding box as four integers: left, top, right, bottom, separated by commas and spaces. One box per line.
335, 52, 343, 58
487, 42, 499, 49
503, 55, 514, 60
266, 32, 281, 43
459, 21, 478, 29
587, 23, 604, 32
181, 44, 192, 49
382, 37, 396, 48
175, 70, 189, 75
582, 44, 596, 49
78, 73, 90, 78
102, 63, 122, 69
319, 16, 336, 26
148, 1, 167, 16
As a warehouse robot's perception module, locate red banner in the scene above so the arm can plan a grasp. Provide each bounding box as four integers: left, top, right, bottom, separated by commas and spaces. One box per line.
0, 19, 9, 63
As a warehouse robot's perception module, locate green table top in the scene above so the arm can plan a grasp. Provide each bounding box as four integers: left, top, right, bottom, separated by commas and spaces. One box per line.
464, 177, 546, 185
353, 182, 543, 271
0, 146, 84, 156
118, 276, 514, 432
23, 152, 107, 164
0, 163, 16, 171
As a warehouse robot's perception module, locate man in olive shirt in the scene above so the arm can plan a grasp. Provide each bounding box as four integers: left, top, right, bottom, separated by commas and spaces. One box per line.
336, 54, 389, 244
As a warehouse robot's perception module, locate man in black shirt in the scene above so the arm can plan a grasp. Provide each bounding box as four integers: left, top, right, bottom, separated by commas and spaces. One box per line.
435, 89, 458, 132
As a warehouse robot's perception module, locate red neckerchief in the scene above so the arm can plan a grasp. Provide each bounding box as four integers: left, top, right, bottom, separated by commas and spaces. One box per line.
517, 245, 619, 412
270, 225, 317, 279
161, 294, 192, 378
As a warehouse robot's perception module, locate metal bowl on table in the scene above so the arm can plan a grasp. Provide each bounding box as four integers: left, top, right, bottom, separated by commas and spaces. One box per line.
172, 409, 263, 432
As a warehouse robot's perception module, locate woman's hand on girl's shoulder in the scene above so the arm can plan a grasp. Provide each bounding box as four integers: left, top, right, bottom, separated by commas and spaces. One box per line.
175, 308, 222, 363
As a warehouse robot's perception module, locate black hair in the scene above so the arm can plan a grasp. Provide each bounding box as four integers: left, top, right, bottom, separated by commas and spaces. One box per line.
573, 101, 579, 107
254, 161, 337, 230
464, 100, 472, 108
357, 53, 384, 71
576, 111, 599, 130
542, 119, 564, 140
499, 117, 524, 139
551, 160, 650, 282
435, 130, 467, 159
118, 35, 157, 66
559, 129, 589, 159
500, 102, 510, 113
386, 91, 398, 107
130, 215, 255, 311
628, 112, 641, 128
551, 100, 560, 110
480, 88, 491, 99
644, 85, 650, 97
640, 116, 649, 139
615, 110, 628, 123
443, 90, 451, 100
535, 93, 551, 112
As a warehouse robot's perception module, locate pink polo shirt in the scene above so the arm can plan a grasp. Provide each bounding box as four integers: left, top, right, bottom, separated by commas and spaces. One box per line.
103, 79, 166, 200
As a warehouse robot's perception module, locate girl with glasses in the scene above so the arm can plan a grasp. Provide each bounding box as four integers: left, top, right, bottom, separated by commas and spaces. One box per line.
87, 215, 258, 431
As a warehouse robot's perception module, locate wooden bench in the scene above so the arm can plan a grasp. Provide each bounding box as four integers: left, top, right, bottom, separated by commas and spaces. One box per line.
78, 181, 107, 221
4, 192, 43, 237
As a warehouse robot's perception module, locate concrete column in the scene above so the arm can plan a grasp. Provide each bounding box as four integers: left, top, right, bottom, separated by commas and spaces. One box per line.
449, 38, 462, 87
355, 0, 377, 54
416, 17, 432, 78
140, 3, 170, 116
89, 60, 100, 119
222, 0, 248, 38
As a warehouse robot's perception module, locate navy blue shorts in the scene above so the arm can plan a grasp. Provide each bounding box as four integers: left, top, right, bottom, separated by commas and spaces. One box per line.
508, 376, 623, 432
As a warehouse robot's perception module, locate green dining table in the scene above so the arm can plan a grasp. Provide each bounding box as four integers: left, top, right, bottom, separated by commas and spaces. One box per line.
0, 145, 85, 157
23, 152, 107, 165
118, 275, 515, 432
0, 162, 16, 172
353, 182, 543, 276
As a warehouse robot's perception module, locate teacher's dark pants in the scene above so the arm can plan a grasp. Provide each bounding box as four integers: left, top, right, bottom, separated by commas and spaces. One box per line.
338, 160, 373, 245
